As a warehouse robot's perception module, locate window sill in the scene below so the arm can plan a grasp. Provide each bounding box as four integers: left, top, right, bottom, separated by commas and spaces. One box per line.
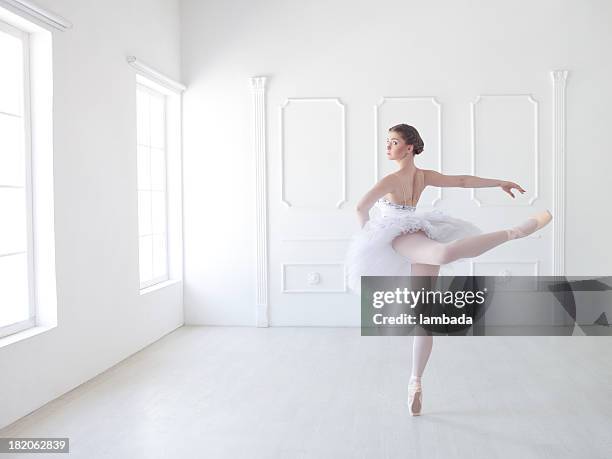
139, 278, 182, 296
0, 324, 56, 350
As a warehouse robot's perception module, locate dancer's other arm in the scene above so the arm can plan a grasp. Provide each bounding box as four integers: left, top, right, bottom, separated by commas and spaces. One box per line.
355, 175, 396, 228
423, 170, 526, 199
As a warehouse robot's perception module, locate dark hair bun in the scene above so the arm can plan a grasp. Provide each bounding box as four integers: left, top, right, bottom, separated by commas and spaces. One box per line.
389, 124, 424, 155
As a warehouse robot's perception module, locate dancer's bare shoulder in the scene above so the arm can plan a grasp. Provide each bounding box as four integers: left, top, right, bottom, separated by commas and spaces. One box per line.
422, 169, 465, 188
383, 168, 420, 182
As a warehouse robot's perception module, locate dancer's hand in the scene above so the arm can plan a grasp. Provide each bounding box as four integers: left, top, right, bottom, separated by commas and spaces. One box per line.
499, 181, 525, 198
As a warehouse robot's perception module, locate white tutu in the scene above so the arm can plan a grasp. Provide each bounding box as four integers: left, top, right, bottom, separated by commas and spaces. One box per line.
345, 198, 483, 294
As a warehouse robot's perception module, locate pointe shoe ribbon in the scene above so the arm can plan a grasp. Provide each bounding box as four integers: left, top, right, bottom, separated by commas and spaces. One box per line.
507, 209, 553, 240
407, 381, 423, 416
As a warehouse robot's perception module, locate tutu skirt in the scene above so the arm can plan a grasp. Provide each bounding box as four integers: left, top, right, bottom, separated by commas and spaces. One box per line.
345, 205, 483, 294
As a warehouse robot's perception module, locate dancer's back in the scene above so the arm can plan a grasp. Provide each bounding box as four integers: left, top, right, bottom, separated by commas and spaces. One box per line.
382, 168, 426, 208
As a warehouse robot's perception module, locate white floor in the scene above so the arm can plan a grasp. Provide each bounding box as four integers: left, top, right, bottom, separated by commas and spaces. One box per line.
1, 326, 611, 459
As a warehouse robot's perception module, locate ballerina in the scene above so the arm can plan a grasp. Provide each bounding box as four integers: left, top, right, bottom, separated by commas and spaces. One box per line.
344, 123, 552, 416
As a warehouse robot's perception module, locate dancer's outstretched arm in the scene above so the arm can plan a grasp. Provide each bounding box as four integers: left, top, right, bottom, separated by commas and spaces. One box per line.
424, 170, 526, 199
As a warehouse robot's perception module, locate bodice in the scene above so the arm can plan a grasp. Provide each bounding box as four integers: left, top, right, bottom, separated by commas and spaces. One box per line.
375, 197, 417, 218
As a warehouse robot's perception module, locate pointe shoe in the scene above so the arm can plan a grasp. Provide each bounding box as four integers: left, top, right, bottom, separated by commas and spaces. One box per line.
507, 210, 553, 240
407, 380, 423, 416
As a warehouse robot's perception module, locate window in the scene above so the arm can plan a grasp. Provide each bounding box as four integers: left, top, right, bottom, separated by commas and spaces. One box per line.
1, 4, 68, 346
0, 20, 35, 339
128, 57, 184, 295
136, 83, 169, 289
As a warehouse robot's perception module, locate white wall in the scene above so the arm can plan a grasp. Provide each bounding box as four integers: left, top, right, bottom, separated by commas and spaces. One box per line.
181, 0, 612, 325
0, 0, 183, 429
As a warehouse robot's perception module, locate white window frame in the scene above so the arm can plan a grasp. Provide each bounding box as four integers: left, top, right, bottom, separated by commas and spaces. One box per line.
127, 57, 185, 295
0, 3, 59, 348
0, 19, 36, 339
136, 82, 170, 289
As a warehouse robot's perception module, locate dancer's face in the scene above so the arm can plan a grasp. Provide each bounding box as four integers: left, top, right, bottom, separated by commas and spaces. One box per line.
386, 132, 412, 160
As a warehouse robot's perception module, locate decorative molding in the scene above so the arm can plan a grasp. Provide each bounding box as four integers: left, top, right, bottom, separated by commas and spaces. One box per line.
374, 97, 443, 206
0, 0, 72, 31
551, 70, 568, 276
126, 56, 186, 94
279, 97, 346, 208
250, 76, 269, 327
470, 94, 539, 207
470, 260, 540, 276
250, 76, 266, 91
281, 262, 347, 293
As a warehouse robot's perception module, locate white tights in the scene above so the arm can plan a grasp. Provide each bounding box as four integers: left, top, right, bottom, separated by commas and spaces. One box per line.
393, 229, 510, 266
409, 263, 439, 382
400, 217, 538, 382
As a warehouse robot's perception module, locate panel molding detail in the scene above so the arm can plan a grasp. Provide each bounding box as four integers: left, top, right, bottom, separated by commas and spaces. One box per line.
279, 98, 347, 208
250, 76, 269, 327
281, 262, 347, 293
551, 70, 568, 276
470, 94, 539, 207
470, 260, 540, 276
374, 97, 443, 206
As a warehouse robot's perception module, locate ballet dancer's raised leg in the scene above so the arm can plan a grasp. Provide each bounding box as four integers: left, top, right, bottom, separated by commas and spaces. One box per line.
407, 263, 440, 416
392, 210, 552, 266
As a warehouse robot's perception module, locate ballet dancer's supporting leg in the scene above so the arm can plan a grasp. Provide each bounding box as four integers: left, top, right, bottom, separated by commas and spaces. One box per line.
411, 331, 433, 381
409, 263, 439, 381
392, 211, 553, 266
408, 263, 440, 415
